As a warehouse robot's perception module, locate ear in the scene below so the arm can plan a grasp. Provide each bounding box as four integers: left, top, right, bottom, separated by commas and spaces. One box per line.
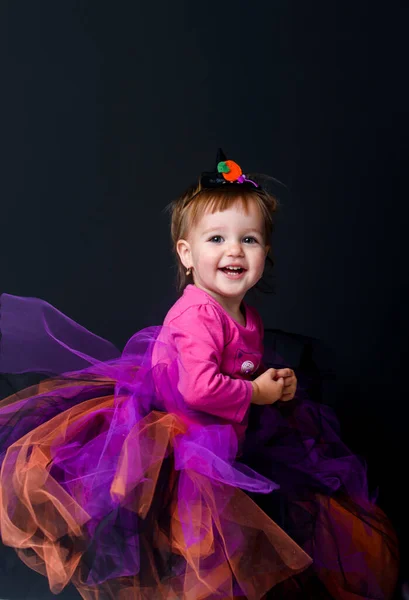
176, 239, 192, 269
264, 244, 271, 256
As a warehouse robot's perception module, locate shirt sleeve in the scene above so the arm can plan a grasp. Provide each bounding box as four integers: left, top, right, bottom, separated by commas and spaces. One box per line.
166, 304, 253, 423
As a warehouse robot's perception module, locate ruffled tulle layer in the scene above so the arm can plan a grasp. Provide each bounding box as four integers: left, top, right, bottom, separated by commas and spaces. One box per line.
0, 293, 400, 599
242, 401, 400, 599
0, 378, 311, 599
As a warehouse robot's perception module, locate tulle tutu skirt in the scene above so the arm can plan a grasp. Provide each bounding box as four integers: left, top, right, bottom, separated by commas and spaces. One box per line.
0, 294, 399, 599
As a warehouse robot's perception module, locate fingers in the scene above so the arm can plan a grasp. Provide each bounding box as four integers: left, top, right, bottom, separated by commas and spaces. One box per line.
282, 381, 296, 395
276, 368, 293, 378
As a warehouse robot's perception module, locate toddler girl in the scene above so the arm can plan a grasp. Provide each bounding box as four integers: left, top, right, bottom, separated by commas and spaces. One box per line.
0, 150, 399, 599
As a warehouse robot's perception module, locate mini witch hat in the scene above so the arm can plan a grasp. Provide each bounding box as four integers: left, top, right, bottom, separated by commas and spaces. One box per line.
200, 148, 260, 189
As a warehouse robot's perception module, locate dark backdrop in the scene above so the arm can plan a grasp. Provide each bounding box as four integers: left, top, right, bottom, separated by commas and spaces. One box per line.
1, 1, 408, 598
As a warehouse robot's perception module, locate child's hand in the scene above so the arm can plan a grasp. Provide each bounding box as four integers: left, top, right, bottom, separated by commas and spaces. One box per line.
274, 368, 297, 401
251, 369, 285, 405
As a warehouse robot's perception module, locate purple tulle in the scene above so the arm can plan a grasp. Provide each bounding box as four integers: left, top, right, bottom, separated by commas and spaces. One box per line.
0, 292, 400, 599
0, 292, 279, 497
0, 293, 121, 374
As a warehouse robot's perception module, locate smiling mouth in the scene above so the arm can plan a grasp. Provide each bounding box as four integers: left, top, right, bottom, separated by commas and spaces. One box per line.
219, 267, 246, 276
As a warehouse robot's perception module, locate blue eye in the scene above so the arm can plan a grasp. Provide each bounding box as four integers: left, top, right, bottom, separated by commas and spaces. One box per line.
209, 236, 223, 243
243, 236, 258, 244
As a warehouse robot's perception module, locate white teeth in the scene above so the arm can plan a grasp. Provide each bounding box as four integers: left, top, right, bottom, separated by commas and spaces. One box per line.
224, 266, 242, 271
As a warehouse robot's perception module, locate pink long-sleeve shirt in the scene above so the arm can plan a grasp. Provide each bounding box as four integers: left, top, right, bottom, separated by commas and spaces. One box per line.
155, 285, 264, 440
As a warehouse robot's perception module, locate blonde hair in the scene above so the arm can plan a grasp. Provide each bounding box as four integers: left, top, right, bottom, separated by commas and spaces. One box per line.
166, 181, 279, 294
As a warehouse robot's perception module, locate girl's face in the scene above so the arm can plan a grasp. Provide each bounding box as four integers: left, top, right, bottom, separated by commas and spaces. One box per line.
177, 198, 270, 307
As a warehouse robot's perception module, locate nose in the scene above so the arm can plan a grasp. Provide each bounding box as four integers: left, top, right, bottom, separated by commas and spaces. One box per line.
227, 241, 244, 257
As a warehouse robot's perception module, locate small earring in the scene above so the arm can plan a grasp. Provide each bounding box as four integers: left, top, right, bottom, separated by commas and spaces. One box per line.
186, 267, 192, 276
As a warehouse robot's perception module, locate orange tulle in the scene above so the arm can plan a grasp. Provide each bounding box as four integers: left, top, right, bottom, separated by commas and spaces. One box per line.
310, 494, 399, 600
0, 379, 312, 599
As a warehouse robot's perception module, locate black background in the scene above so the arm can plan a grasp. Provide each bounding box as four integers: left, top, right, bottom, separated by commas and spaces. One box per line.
1, 2, 408, 598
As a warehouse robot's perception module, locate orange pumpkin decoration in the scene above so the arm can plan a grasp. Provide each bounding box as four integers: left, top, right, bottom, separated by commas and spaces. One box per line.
220, 160, 242, 182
